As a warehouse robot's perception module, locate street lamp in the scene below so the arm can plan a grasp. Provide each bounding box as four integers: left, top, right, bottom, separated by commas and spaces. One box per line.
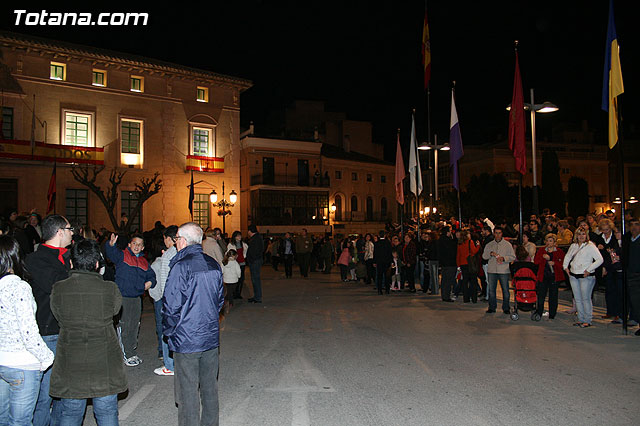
506, 88, 559, 213
209, 181, 237, 235
418, 134, 450, 203
613, 196, 638, 204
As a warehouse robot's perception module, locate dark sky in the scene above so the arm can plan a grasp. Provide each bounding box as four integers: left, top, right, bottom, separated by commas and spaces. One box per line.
1, 1, 637, 160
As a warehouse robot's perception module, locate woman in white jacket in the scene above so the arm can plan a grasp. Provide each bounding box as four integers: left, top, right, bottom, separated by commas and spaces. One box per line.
222, 249, 242, 316
563, 228, 603, 328
0, 235, 54, 425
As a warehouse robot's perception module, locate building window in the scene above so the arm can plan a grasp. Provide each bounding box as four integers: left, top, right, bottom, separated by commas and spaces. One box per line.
351, 195, 358, 212
335, 171, 342, 180
121, 119, 142, 154
63, 111, 93, 146
92, 69, 106, 87
65, 189, 88, 226
352, 172, 358, 181
381, 197, 388, 218
366, 196, 373, 221
298, 159, 309, 186
130, 75, 144, 92
192, 127, 213, 156
366, 174, 372, 182
121, 191, 140, 231
196, 86, 209, 103
50, 62, 66, 80
2, 107, 13, 139
381, 175, 387, 183
193, 194, 210, 228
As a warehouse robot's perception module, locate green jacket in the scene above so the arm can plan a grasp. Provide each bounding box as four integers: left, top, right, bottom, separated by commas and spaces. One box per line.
49, 270, 127, 398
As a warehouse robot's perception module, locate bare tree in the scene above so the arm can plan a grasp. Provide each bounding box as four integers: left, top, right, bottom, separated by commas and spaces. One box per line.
70, 165, 162, 233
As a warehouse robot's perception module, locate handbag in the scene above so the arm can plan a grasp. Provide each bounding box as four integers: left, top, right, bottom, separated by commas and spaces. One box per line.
466, 241, 479, 275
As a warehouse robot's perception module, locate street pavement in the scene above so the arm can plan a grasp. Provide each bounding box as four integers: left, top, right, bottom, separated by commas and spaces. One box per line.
80, 266, 640, 426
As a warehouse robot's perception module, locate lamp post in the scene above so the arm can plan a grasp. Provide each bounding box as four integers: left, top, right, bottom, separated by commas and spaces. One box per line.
507, 89, 558, 214
209, 181, 237, 235
418, 134, 450, 203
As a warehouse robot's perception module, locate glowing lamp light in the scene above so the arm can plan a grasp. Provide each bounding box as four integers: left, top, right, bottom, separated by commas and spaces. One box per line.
209, 190, 218, 204
629, 196, 638, 204
229, 190, 238, 204
322, 215, 328, 220
613, 197, 622, 204
331, 203, 337, 213
432, 207, 437, 214
440, 145, 450, 151
425, 207, 431, 214
611, 208, 616, 213
121, 153, 140, 166
418, 142, 432, 151
312, 215, 317, 220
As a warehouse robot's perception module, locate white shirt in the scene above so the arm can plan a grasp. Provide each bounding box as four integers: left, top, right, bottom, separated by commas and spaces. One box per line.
562, 241, 603, 274
222, 259, 242, 284
0, 275, 54, 371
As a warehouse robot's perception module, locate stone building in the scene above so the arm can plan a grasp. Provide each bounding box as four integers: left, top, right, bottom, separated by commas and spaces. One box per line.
0, 31, 250, 232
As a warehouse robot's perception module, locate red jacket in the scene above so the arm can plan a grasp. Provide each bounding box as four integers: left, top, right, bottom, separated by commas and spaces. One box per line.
456, 240, 479, 267
533, 246, 566, 282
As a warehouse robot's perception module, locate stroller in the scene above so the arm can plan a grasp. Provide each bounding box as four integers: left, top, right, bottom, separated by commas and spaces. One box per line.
510, 265, 540, 321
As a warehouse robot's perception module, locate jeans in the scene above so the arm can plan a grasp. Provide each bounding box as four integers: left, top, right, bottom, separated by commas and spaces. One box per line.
57, 394, 118, 426
339, 265, 348, 281
428, 261, 439, 294
156, 301, 174, 372
248, 261, 263, 302
401, 265, 416, 290
154, 299, 163, 356
488, 273, 511, 312
440, 266, 456, 301
536, 277, 559, 318
119, 297, 141, 359
0, 366, 42, 426
569, 275, 596, 324
174, 349, 219, 426
33, 334, 59, 426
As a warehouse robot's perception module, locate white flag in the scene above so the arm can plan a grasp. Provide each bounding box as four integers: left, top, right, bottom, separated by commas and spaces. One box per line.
408, 114, 422, 197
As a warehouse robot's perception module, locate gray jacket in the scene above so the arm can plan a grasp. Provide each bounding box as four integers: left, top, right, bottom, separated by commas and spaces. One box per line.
482, 239, 516, 274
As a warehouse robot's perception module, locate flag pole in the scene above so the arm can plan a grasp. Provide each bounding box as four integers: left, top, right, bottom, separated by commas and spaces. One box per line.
452, 82, 462, 228
617, 100, 628, 335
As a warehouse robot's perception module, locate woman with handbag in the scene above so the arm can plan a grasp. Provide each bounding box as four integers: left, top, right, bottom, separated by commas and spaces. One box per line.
533, 233, 565, 319
562, 228, 603, 328
456, 230, 479, 303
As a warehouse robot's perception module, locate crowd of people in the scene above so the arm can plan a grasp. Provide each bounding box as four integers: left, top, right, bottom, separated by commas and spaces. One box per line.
1, 204, 639, 425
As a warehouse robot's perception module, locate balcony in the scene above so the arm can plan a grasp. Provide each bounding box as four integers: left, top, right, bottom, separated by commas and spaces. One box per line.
334, 211, 389, 223
250, 174, 329, 188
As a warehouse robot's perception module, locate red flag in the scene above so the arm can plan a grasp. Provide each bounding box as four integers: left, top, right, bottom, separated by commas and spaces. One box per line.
422, 8, 431, 89
395, 132, 406, 205
508, 51, 526, 175
46, 162, 56, 214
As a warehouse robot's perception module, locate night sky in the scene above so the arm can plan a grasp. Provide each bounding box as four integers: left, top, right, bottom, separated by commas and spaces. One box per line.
1, 1, 637, 160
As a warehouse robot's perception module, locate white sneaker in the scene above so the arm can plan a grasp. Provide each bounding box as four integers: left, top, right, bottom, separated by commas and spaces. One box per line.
154, 366, 174, 376
124, 356, 142, 367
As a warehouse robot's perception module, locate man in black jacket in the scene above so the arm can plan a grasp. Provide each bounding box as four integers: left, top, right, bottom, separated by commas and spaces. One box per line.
373, 230, 393, 294
437, 226, 457, 302
25, 214, 73, 426
622, 220, 640, 335
246, 224, 264, 303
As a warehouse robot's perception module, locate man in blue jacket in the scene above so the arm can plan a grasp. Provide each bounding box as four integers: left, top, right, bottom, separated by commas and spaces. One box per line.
105, 233, 155, 367
163, 222, 224, 426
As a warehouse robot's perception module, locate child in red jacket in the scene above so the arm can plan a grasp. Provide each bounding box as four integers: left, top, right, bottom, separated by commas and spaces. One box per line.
533, 233, 566, 319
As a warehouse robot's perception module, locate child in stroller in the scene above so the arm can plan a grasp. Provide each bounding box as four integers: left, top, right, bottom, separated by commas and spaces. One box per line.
509, 245, 540, 321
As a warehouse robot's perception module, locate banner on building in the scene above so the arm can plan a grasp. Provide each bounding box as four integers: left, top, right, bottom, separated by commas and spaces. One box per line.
0, 139, 104, 165
186, 155, 224, 173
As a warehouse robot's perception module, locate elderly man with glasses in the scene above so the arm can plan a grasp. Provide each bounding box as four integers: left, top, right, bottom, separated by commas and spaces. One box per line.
163, 222, 224, 426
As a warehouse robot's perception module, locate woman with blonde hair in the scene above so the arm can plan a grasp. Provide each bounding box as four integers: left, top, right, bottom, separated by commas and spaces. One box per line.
556, 220, 573, 245
563, 228, 603, 328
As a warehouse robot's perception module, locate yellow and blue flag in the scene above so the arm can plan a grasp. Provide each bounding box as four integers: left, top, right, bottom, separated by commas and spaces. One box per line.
602, 0, 624, 149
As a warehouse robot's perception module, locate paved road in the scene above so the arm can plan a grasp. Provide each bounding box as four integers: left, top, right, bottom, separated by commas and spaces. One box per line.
80, 267, 640, 426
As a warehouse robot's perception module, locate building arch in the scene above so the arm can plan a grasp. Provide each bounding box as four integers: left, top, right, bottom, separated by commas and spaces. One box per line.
333, 193, 344, 221
350, 194, 359, 212
366, 196, 373, 221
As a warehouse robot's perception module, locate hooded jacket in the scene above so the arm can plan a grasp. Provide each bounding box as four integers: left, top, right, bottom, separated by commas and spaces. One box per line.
163, 244, 224, 353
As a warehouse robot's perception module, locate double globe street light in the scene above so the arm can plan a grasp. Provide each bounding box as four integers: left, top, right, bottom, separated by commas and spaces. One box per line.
418, 135, 449, 205
506, 88, 559, 213
209, 181, 237, 235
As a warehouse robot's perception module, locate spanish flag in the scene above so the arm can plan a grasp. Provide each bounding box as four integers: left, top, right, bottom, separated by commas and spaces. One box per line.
602, 0, 624, 149
421, 6, 431, 89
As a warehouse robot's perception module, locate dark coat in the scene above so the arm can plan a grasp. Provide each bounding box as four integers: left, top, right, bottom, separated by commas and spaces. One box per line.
437, 235, 458, 267
373, 238, 393, 267
105, 243, 156, 297
163, 244, 224, 353
49, 270, 127, 398
401, 240, 417, 267
25, 244, 70, 336
246, 232, 264, 265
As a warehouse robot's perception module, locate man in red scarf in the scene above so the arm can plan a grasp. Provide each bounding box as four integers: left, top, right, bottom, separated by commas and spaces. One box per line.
25, 214, 73, 426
